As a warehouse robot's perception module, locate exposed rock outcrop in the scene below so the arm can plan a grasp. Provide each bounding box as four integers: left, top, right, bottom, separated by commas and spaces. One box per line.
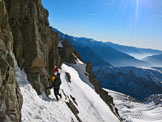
66, 100, 82, 122
5, 0, 61, 95
0, 0, 23, 121
58, 39, 83, 64
86, 62, 122, 121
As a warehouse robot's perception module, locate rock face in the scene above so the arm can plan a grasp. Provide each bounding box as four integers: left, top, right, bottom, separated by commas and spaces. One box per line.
0, 0, 23, 121
1, 0, 121, 121
58, 39, 82, 64
86, 62, 121, 121
5, 0, 61, 94
144, 94, 162, 106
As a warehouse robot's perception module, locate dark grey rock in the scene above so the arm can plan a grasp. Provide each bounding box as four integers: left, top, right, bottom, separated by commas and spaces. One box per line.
5, 0, 61, 95
0, 0, 23, 122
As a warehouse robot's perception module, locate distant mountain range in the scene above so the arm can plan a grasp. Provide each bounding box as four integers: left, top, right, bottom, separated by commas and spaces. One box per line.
53, 28, 162, 101
144, 53, 162, 67
153, 67, 162, 72
73, 45, 111, 66
105, 42, 162, 59
53, 28, 160, 67
94, 66, 162, 100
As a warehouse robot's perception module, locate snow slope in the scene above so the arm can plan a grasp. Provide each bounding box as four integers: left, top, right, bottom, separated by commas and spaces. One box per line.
16, 63, 119, 122
106, 89, 162, 122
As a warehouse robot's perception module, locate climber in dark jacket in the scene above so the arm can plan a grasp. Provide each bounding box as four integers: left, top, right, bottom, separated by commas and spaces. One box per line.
53, 72, 62, 100
46, 67, 62, 101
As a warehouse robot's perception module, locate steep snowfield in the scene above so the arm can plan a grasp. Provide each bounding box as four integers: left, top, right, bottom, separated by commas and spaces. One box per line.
106, 89, 162, 122
16, 65, 77, 122
16, 63, 119, 122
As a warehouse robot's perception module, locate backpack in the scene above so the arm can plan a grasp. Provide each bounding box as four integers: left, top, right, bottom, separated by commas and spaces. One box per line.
52, 73, 62, 88
51, 75, 55, 81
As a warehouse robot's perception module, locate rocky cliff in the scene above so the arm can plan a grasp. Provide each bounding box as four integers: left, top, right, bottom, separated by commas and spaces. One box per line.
0, 0, 22, 121
5, 0, 61, 95
58, 39, 83, 64
0, 0, 121, 121
86, 62, 121, 121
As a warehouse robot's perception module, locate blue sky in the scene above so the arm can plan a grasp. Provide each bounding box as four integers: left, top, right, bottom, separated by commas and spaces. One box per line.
42, 0, 162, 50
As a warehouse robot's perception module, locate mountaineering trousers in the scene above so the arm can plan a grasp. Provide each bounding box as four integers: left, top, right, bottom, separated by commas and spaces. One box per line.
54, 87, 61, 101
47, 73, 62, 100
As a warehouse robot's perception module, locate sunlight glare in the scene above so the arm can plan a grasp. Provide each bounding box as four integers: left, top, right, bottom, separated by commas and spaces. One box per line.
135, 0, 140, 20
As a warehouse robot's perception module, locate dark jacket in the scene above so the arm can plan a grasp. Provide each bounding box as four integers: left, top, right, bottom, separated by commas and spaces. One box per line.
47, 73, 62, 89
52, 73, 61, 89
